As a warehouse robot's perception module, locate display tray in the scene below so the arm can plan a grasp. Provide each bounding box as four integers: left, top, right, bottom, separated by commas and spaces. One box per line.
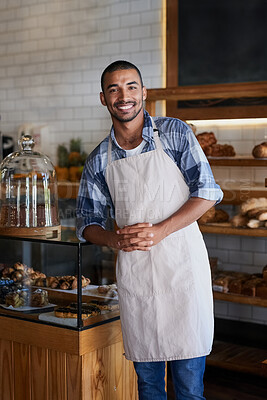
82, 285, 118, 300
34, 284, 119, 300
39, 309, 120, 328
0, 303, 56, 313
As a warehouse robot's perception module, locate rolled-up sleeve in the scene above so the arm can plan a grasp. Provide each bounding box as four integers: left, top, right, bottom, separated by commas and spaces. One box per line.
76, 157, 114, 241
180, 128, 223, 205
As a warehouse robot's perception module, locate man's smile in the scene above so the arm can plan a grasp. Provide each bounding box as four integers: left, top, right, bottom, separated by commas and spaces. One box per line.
116, 102, 136, 111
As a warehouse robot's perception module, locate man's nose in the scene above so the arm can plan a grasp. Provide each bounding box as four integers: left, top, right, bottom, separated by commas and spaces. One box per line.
118, 88, 129, 101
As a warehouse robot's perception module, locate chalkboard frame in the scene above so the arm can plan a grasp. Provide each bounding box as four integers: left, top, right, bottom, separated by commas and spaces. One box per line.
166, 0, 267, 119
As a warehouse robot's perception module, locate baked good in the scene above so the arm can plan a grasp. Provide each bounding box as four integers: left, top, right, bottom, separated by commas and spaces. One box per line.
1, 267, 15, 277
256, 281, 267, 298
247, 219, 265, 229
240, 198, 267, 215
30, 289, 49, 307
97, 284, 117, 297
241, 278, 263, 297
255, 211, 267, 221
252, 142, 267, 158
230, 214, 249, 228
45, 275, 90, 290
89, 299, 119, 311
196, 132, 217, 151
14, 262, 26, 271
246, 207, 267, 218
208, 144, 235, 157
54, 303, 101, 319
5, 289, 29, 307
212, 274, 235, 293
214, 209, 229, 223
228, 278, 249, 294
198, 207, 216, 224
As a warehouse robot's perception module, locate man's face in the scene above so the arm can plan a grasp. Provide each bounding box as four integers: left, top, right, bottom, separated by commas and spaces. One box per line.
100, 69, 147, 123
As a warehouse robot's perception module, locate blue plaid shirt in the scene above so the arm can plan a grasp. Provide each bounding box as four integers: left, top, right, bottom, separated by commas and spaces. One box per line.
76, 110, 223, 240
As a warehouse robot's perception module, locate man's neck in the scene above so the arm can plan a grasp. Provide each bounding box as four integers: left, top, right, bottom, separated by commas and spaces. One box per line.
112, 112, 145, 150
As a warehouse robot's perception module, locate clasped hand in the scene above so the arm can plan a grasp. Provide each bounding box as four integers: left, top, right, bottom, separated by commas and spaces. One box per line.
116, 222, 166, 252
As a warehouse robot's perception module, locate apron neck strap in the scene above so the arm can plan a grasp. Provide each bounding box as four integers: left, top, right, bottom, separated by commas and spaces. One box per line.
107, 136, 113, 165
107, 117, 162, 164
151, 117, 162, 150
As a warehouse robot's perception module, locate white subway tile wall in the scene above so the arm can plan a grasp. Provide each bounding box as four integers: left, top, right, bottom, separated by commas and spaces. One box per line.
0, 0, 266, 325
0, 0, 164, 160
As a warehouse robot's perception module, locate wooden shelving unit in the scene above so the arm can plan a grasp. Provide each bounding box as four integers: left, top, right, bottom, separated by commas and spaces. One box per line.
213, 291, 267, 308
208, 156, 267, 167
207, 340, 267, 377
200, 223, 267, 237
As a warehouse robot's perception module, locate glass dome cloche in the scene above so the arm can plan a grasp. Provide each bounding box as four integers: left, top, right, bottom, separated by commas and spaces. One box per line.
0, 135, 61, 238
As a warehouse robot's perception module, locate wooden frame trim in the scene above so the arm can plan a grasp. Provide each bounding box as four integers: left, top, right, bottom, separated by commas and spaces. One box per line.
164, 0, 267, 119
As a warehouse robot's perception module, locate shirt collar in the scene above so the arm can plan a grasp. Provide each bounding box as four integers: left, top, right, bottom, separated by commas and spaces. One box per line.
110, 110, 154, 149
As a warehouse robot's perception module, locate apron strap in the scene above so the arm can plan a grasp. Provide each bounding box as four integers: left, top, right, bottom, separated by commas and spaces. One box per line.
107, 117, 162, 164
107, 136, 113, 165
151, 117, 163, 150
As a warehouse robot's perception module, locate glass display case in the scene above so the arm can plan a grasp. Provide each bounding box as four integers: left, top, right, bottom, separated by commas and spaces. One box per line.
0, 228, 119, 330
0, 134, 61, 238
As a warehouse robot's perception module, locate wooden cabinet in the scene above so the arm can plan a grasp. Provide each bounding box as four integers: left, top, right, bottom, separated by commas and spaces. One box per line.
0, 316, 137, 400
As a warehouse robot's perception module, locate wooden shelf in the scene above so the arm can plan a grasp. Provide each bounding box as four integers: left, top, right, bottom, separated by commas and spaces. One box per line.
221, 187, 267, 205
208, 156, 267, 167
207, 340, 267, 377
213, 291, 267, 308
200, 223, 267, 237
58, 181, 79, 199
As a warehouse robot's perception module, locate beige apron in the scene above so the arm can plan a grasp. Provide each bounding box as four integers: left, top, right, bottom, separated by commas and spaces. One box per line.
105, 119, 214, 362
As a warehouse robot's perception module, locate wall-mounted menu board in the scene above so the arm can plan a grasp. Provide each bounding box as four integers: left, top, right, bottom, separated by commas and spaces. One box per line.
166, 0, 267, 119
178, 0, 267, 86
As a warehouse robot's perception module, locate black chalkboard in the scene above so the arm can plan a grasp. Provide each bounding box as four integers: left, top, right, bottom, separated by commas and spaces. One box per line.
178, 0, 267, 86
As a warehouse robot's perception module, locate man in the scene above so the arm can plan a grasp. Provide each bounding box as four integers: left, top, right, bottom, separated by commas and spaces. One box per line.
76, 60, 223, 400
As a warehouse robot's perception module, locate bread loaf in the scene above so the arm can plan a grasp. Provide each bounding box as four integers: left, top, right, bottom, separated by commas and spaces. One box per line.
252, 142, 267, 158
198, 207, 216, 224
247, 219, 265, 229
230, 214, 249, 228
240, 198, 267, 215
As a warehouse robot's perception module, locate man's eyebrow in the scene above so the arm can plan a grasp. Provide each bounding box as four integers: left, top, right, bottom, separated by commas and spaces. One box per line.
107, 83, 118, 90
127, 81, 139, 86
106, 81, 139, 90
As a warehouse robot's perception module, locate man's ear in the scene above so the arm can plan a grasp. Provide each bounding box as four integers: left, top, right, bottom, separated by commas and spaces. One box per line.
142, 86, 147, 101
100, 92, 106, 106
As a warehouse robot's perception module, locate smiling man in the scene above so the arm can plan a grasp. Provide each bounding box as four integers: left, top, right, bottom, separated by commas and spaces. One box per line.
76, 60, 223, 400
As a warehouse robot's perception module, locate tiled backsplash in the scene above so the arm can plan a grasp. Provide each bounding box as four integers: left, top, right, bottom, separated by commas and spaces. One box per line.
0, 0, 164, 163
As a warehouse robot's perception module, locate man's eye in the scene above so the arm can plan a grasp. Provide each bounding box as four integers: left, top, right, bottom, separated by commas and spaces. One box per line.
109, 88, 117, 93
129, 86, 137, 90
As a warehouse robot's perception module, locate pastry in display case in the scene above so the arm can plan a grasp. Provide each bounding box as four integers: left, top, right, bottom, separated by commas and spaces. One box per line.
0, 230, 119, 329
0, 134, 61, 238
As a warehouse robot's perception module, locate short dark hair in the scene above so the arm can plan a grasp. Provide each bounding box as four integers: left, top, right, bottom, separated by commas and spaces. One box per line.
101, 60, 144, 92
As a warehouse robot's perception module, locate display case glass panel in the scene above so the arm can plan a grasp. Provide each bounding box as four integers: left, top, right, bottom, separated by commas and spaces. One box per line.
0, 229, 119, 330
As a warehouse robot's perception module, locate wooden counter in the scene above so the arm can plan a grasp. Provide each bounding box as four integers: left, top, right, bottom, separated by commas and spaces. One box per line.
0, 315, 138, 400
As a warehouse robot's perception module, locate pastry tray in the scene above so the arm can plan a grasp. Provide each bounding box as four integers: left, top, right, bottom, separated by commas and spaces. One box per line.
33, 284, 118, 301
0, 303, 56, 313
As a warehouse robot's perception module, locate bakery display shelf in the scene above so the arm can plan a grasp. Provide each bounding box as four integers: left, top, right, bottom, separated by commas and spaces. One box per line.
200, 223, 267, 237
221, 187, 267, 205
207, 340, 267, 377
208, 156, 267, 167
213, 291, 267, 308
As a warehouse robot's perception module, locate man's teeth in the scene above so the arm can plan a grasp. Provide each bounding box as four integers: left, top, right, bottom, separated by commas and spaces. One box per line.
118, 104, 133, 110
